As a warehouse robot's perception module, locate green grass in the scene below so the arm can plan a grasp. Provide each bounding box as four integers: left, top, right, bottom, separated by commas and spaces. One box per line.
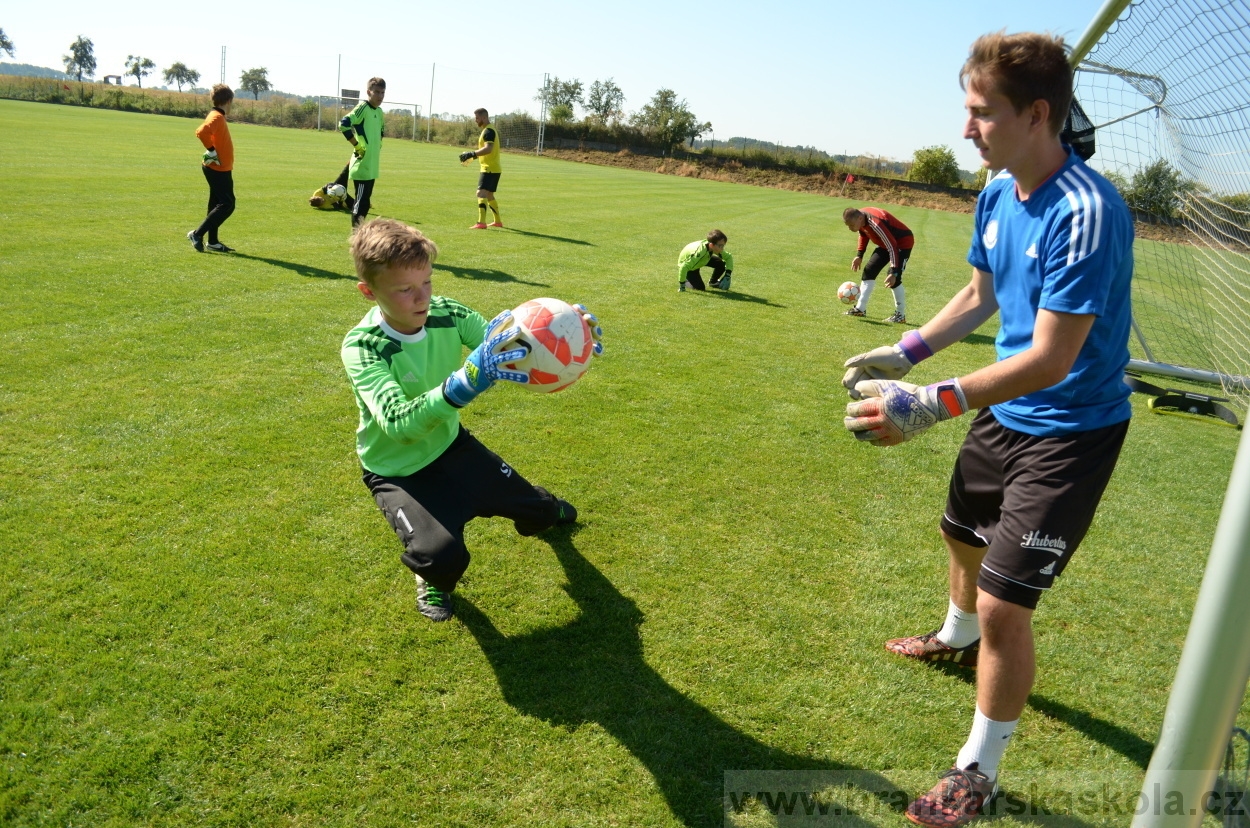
1, 98, 1246, 827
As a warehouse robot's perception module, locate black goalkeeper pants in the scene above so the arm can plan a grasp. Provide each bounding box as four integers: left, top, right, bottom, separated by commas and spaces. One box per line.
684, 254, 726, 291
352, 179, 375, 227
362, 427, 564, 592
195, 166, 235, 244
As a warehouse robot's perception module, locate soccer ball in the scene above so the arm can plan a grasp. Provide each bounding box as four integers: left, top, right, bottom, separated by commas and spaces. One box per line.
838, 281, 861, 305
326, 183, 347, 198
504, 298, 595, 393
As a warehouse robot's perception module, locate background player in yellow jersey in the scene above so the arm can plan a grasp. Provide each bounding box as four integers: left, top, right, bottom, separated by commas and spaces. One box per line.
458, 108, 503, 229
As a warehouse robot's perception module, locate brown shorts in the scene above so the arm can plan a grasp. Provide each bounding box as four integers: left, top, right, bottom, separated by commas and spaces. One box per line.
939, 408, 1129, 609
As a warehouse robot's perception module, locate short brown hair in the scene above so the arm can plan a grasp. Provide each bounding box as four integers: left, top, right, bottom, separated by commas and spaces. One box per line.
842, 207, 863, 223
211, 84, 234, 106
707, 229, 727, 245
960, 31, 1072, 136
367, 77, 386, 92
474, 107, 489, 119
350, 219, 439, 286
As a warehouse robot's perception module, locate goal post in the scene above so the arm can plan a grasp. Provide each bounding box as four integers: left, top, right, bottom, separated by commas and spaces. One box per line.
1071, 3, 1250, 825
1069, 0, 1250, 415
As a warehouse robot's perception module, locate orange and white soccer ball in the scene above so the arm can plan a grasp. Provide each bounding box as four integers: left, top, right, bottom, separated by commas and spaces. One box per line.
838, 281, 861, 305
504, 298, 595, 393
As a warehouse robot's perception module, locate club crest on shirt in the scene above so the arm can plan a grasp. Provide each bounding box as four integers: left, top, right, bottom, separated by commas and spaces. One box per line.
983, 219, 999, 250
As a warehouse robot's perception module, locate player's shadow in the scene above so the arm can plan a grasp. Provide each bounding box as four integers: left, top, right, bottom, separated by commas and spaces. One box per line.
231, 253, 353, 280
697, 290, 786, 309
930, 663, 1153, 768
960, 332, 996, 346
457, 533, 893, 827
501, 228, 594, 246
433, 263, 548, 287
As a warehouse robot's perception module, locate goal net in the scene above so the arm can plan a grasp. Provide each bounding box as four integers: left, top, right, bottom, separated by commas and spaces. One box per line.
1071, 0, 1250, 414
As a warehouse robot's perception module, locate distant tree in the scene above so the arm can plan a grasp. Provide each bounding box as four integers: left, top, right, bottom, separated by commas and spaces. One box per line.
239, 67, 272, 100
163, 62, 200, 92
1125, 159, 1193, 219
629, 89, 703, 153
125, 54, 154, 87
909, 145, 960, 187
586, 78, 625, 124
549, 103, 575, 124
0, 28, 15, 58
62, 36, 96, 82
972, 167, 989, 190
535, 76, 584, 116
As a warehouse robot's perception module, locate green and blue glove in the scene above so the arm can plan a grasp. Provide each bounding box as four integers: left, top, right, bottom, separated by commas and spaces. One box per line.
442, 310, 531, 408
572, 303, 605, 356
459, 150, 476, 163
842, 330, 934, 400
844, 378, 968, 446
202, 148, 220, 166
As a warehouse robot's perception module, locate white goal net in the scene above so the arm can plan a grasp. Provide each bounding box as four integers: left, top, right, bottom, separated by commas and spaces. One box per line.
1072, 0, 1250, 413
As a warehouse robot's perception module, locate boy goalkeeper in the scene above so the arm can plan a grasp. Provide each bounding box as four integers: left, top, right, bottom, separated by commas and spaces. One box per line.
340, 77, 386, 227
677, 229, 734, 292
341, 219, 603, 622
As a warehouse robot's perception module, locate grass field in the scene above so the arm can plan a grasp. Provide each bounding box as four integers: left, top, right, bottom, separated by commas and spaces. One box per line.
1, 99, 1246, 827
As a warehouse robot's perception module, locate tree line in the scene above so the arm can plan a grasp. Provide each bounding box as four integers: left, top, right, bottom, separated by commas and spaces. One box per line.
536, 76, 710, 155
5, 30, 274, 98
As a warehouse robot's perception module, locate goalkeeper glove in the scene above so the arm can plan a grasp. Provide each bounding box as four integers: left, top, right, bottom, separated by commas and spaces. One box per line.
459, 150, 476, 163
202, 148, 219, 166
352, 141, 367, 159
571, 303, 605, 356
842, 330, 934, 399
441, 310, 531, 408
844, 378, 968, 447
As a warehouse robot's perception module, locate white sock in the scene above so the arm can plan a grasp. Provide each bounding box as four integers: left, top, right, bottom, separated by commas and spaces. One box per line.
937, 599, 980, 648
891, 285, 906, 314
857, 280, 875, 311
956, 706, 1018, 781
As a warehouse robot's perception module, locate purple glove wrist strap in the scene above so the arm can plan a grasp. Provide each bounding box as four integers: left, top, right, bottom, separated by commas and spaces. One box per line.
898, 330, 933, 365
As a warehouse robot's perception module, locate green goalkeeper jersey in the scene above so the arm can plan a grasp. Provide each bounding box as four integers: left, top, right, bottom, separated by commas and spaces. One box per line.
341, 298, 487, 477
678, 239, 734, 279
342, 101, 385, 181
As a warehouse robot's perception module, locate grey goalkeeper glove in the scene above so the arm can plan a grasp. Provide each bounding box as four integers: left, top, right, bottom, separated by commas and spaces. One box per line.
842, 330, 935, 400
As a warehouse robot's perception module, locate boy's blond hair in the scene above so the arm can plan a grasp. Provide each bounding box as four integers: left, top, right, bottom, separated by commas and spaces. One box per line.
960, 31, 1073, 137
211, 84, 234, 107
351, 219, 439, 286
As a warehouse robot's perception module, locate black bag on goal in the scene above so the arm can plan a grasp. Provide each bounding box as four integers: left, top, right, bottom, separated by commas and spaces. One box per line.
1061, 96, 1096, 160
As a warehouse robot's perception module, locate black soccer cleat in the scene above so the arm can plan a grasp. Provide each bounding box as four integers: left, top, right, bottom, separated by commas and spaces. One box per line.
187, 230, 204, 252
206, 242, 235, 253
555, 499, 578, 525
415, 575, 454, 622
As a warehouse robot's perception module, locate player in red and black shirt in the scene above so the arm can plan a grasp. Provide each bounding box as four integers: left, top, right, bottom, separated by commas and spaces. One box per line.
842, 206, 915, 323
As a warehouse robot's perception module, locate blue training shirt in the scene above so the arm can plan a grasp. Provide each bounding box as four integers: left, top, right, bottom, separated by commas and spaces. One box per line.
967, 148, 1134, 436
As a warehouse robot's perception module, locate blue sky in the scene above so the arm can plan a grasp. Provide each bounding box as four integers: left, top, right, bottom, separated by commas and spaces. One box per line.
5, 0, 1108, 171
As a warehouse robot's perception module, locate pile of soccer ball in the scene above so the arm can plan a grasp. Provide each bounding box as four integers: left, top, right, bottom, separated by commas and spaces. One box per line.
505, 298, 596, 393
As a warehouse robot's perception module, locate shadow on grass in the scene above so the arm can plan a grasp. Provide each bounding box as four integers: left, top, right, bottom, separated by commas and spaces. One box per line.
927, 663, 1154, 769
688, 290, 787, 309
459, 532, 895, 827
433, 262, 548, 287
232, 253, 353, 281
501, 227, 594, 246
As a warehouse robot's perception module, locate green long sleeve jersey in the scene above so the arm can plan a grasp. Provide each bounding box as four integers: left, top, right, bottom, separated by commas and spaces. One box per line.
342, 101, 384, 181
677, 239, 734, 279
341, 299, 487, 477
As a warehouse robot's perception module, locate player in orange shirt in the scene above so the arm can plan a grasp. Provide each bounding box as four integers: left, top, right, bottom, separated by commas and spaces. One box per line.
188, 84, 237, 253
